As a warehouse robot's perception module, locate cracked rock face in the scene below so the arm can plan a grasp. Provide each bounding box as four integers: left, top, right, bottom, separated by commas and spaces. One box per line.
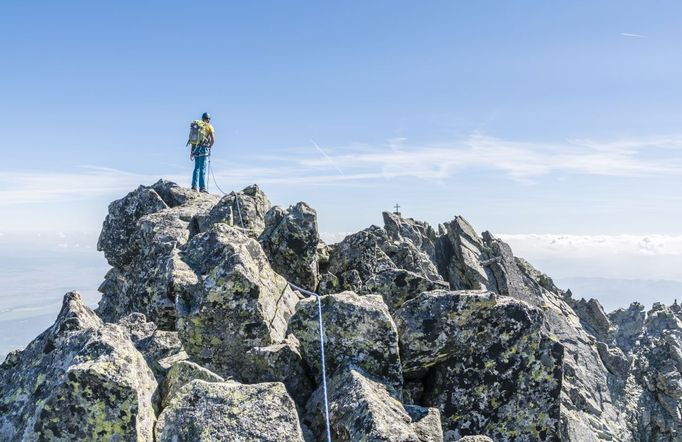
97, 180, 220, 328
435, 217, 638, 440
288, 291, 404, 393
194, 184, 271, 236
610, 302, 647, 352
161, 360, 225, 408
240, 335, 314, 410
97, 184, 169, 268
396, 290, 564, 441
6, 181, 682, 441
624, 303, 682, 441
0, 292, 157, 441
304, 367, 443, 442
177, 223, 299, 379
323, 225, 448, 312
156, 379, 305, 442
260, 201, 322, 291
383, 211, 440, 264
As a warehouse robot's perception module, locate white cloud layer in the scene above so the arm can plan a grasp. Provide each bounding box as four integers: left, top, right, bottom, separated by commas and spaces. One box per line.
292, 134, 682, 183
499, 233, 682, 281
0, 167, 185, 206
2, 133, 682, 207
500, 233, 682, 256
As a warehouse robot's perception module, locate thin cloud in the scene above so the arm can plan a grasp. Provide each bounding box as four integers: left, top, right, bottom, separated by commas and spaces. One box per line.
2, 133, 682, 206
621, 32, 647, 38
498, 233, 682, 282
499, 233, 682, 257
312, 140, 345, 176
290, 133, 682, 183
0, 167, 192, 207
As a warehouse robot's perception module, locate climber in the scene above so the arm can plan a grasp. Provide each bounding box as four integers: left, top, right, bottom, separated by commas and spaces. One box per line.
188, 112, 215, 193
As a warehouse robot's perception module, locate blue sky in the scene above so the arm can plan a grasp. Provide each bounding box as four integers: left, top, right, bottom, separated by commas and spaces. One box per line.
1, 1, 682, 268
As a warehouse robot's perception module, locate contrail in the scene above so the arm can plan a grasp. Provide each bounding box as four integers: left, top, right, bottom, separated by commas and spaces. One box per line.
312, 140, 345, 176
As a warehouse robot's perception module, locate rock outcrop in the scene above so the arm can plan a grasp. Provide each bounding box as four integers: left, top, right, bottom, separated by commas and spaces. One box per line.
322, 224, 448, 311
156, 379, 305, 442
97, 180, 220, 328
194, 184, 271, 236
304, 367, 443, 441
396, 290, 563, 441
0, 292, 157, 441
288, 291, 403, 393
260, 201, 322, 291
177, 223, 299, 379
3, 180, 682, 441
161, 360, 225, 408
240, 335, 314, 410
624, 303, 682, 440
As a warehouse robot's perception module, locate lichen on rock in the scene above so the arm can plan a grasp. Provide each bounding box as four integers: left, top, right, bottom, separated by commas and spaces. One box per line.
259, 201, 322, 291
156, 379, 305, 442
177, 223, 299, 379
305, 367, 443, 442
288, 290, 404, 394
97, 180, 219, 328
396, 290, 564, 441
0, 292, 157, 441
193, 184, 271, 236
5, 180, 682, 441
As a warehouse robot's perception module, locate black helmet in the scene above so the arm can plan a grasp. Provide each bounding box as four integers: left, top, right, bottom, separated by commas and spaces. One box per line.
202, 112, 211, 121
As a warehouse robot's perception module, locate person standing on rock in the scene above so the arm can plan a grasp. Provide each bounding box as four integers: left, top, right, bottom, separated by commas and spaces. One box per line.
188, 112, 215, 193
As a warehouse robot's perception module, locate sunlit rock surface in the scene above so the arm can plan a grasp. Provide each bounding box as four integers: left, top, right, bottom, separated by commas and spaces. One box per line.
3, 180, 682, 441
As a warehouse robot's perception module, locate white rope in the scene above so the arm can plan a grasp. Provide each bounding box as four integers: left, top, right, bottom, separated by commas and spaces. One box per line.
288, 281, 333, 442
233, 191, 332, 441
234, 191, 245, 230
207, 150, 229, 196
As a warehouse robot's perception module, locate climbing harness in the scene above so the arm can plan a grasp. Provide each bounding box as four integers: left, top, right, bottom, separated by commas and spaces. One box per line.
231, 192, 332, 442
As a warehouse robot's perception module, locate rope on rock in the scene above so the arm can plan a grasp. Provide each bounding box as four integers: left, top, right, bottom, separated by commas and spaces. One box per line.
234, 189, 245, 230
288, 282, 332, 442
231, 188, 332, 441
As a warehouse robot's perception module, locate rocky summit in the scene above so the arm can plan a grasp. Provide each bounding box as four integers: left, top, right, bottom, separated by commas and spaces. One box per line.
1, 180, 682, 442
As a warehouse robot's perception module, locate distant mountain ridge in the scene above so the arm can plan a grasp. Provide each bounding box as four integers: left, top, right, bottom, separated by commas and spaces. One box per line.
556, 276, 682, 311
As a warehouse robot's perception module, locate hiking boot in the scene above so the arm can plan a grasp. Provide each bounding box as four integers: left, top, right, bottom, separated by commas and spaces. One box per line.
191, 186, 198, 192
199, 188, 208, 194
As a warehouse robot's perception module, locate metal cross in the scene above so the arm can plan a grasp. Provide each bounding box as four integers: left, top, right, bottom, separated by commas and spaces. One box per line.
394, 203, 400, 213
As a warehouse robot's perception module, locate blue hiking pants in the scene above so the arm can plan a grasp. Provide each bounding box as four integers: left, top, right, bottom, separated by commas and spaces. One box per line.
192, 155, 208, 190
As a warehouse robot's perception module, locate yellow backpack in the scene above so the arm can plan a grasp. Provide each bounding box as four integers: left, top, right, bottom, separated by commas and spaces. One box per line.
187, 120, 209, 146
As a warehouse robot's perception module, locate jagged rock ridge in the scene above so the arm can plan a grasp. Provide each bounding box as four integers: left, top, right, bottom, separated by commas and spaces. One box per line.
1, 179, 681, 441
